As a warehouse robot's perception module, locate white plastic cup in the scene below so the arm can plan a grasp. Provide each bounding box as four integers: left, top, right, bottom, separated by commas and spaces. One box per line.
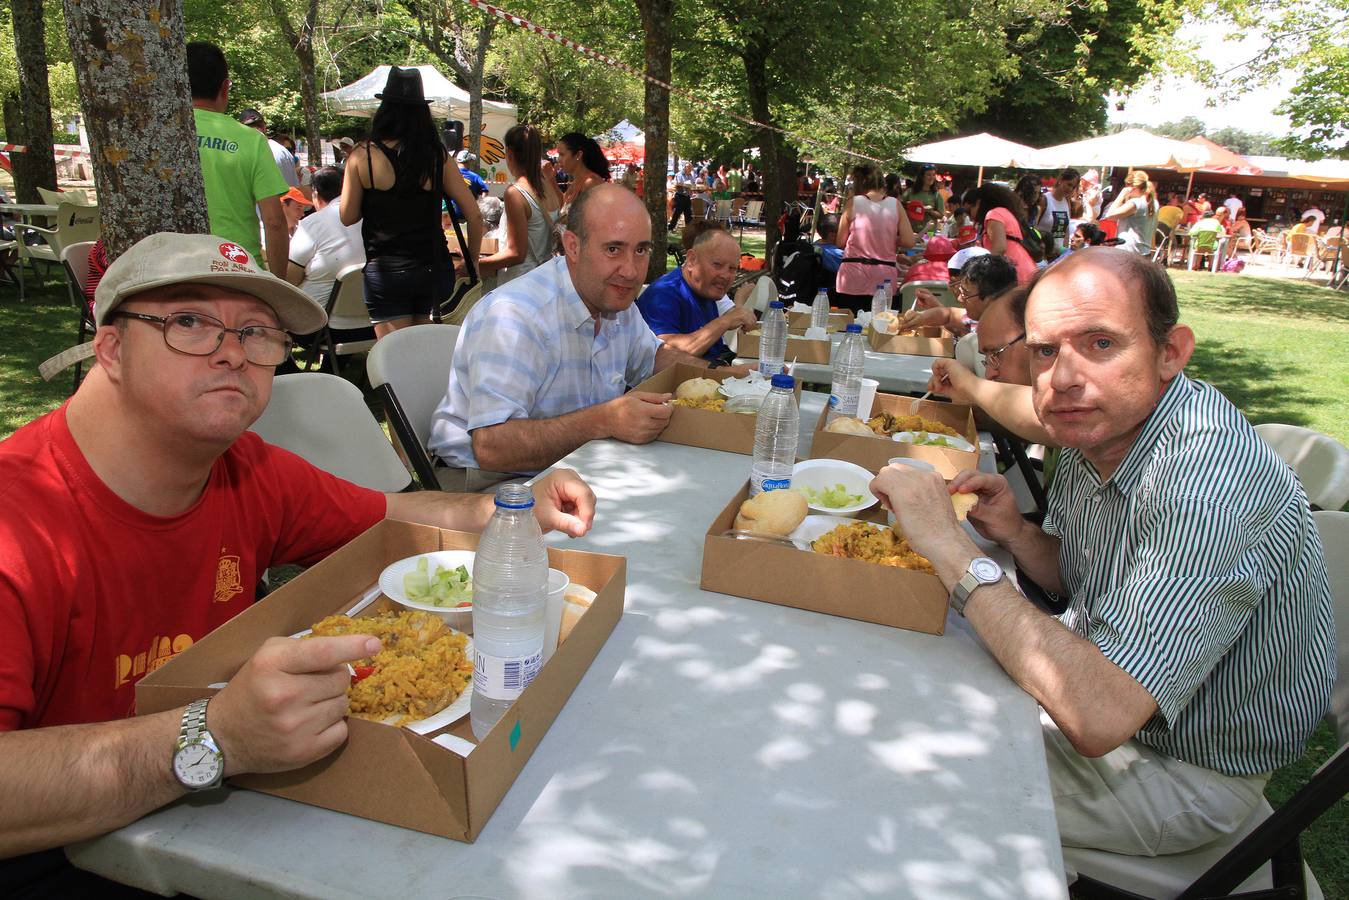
543, 568, 570, 663
857, 378, 880, 420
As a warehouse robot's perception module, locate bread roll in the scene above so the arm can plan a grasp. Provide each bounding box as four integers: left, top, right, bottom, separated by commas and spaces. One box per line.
951, 492, 977, 521
825, 416, 877, 437
557, 584, 597, 646
733, 489, 808, 536
675, 378, 721, 402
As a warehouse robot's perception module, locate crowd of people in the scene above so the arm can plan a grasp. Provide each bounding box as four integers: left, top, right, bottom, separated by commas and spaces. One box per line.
0, 50, 1339, 899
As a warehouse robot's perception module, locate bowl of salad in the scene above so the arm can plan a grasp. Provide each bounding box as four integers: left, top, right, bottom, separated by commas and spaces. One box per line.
379, 550, 477, 631
791, 459, 879, 516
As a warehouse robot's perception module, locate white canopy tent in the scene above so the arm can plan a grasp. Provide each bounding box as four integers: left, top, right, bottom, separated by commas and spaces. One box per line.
321, 65, 518, 131
321, 65, 518, 179
1033, 128, 1212, 171
902, 132, 1043, 184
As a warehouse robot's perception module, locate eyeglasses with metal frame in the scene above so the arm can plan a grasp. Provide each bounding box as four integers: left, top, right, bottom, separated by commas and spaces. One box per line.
109, 310, 292, 367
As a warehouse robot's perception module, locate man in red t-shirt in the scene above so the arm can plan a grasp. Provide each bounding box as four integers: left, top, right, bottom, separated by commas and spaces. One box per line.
0, 233, 595, 873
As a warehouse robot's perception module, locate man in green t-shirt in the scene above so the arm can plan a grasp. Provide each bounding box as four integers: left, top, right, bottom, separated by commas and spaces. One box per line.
187, 42, 289, 274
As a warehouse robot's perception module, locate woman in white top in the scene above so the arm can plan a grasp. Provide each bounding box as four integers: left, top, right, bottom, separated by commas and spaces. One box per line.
477, 124, 563, 285
1104, 170, 1159, 256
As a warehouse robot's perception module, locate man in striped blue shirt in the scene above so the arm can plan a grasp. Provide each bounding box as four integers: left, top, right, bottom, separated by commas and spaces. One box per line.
872, 248, 1334, 858
429, 184, 728, 475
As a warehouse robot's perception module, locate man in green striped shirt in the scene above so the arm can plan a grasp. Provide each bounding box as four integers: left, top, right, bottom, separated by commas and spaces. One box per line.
872, 248, 1335, 858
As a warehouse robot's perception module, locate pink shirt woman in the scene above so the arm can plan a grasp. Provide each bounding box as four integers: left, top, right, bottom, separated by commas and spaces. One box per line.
834, 165, 916, 309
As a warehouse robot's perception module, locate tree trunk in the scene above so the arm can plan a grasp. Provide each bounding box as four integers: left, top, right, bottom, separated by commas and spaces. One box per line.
62, 0, 209, 258
464, 20, 493, 161
10, 0, 58, 203
637, 0, 672, 282
269, 0, 322, 167
743, 46, 781, 260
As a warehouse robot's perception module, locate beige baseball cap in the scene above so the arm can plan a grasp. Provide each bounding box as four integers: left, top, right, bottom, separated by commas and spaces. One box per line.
93, 232, 327, 333
40, 232, 328, 382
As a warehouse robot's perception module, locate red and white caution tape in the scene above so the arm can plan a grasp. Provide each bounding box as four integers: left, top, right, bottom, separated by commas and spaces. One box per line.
458, 0, 891, 165
0, 143, 92, 158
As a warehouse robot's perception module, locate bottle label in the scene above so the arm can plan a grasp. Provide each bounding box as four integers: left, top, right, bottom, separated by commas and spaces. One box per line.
828, 394, 838, 408
759, 477, 791, 493
474, 647, 543, 702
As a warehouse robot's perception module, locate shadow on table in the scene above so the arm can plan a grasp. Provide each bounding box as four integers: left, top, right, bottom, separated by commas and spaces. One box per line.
1187, 337, 1316, 430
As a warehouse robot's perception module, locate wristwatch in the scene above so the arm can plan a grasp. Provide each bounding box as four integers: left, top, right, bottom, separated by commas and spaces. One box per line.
950, 556, 1004, 617
172, 698, 225, 791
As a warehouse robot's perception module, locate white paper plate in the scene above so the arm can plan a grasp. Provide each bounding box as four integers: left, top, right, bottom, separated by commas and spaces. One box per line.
290, 624, 473, 735
791, 459, 878, 516
379, 550, 477, 609
892, 431, 976, 453
789, 514, 884, 547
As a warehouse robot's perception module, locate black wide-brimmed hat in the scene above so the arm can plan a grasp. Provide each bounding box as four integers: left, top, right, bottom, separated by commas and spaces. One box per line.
376, 67, 430, 106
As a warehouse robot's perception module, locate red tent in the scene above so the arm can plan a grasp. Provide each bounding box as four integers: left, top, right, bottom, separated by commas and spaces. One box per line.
1186, 136, 1262, 176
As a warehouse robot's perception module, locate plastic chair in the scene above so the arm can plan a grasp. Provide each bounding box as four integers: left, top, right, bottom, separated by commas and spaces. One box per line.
1186, 228, 1220, 271
899, 279, 957, 311
1316, 510, 1349, 746
1254, 424, 1349, 511
1305, 236, 1344, 280
248, 372, 412, 492
60, 241, 95, 392
13, 202, 101, 278
366, 323, 460, 490
1282, 232, 1315, 269
37, 186, 92, 206
305, 262, 375, 376
1068, 507, 1349, 900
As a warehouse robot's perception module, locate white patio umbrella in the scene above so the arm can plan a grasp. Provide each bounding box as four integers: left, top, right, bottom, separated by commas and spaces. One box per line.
1033, 128, 1212, 171
903, 132, 1043, 185
321, 65, 518, 134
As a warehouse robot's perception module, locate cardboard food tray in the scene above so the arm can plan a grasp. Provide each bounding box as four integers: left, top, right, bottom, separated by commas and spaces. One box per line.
737, 331, 832, 365
787, 309, 854, 333
810, 393, 979, 477
634, 363, 803, 456
701, 484, 949, 635
868, 325, 955, 358
136, 519, 626, 843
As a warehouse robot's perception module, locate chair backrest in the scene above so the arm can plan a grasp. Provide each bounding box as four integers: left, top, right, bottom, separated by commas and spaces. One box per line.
366, 323, 460, 450
1254, 423, 1349, 510
326, 262, 369, 330
60, 241, 95, 307
446, 281, 485, 327
745, 200, 764, 222
248, 372, 411, 492
1287, 232, 1314, 255
691, 195, 708, 218
900, 280, 957, 311
715, 199, 733, 220
38, 186, 92, 207
1313, 510, 1349, 747
48, 203, 102, 257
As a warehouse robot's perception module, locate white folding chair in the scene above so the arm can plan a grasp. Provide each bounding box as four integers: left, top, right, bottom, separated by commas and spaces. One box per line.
306, 262, 375, 375
248, 372, 412, 492
900, 279, 957, 311
1255, 423, 1349, 511
37, 186, 93, 206
1066, 509, 1349, 900
60, 241, 96, 392
366, 323, 460, 490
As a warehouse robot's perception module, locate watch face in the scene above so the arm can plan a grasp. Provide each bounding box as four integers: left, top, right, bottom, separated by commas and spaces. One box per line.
971, 557, 1002, 583
173, 743, 222, 788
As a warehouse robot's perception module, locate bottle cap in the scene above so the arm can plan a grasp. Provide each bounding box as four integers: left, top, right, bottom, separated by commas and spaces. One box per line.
769, 300, 784, 309
770, 373, 795, 390
846, 323, 862, 333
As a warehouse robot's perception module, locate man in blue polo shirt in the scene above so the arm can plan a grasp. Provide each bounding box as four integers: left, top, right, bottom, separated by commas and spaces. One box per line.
637, 227, 756, 364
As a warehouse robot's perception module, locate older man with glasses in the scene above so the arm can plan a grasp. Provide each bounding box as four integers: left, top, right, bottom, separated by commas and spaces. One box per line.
0, 233, 596, 892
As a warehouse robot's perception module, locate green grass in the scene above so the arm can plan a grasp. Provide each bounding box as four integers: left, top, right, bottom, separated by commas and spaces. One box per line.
0, 260, 1346, 892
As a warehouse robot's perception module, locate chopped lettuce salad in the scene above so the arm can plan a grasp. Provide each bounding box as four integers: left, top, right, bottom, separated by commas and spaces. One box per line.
799, 483, 864, 509
403, 558, 473, 608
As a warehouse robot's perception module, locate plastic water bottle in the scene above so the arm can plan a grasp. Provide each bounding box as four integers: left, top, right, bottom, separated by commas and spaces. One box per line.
749, 373, 799, 496
810, 287, 830, 331
870, 282, 889, 319
758, 300, 787, 377
470, 483, 547, 740
827, 324, 867, 424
